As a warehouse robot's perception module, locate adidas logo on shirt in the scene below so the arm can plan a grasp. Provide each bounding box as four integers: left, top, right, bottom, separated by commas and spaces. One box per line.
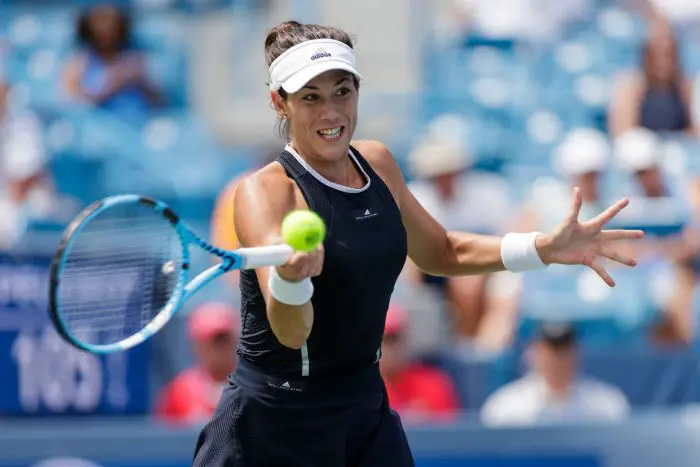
267, 378, 304, 392
354, 207, 379, 221
310, 48, 332, 60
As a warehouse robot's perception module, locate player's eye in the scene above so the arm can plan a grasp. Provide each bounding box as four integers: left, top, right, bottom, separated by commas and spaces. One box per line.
302, 93, 319, 102
336, 87, 351, 97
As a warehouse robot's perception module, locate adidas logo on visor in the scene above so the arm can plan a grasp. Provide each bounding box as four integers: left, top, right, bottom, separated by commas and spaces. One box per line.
310, 48, 332, 60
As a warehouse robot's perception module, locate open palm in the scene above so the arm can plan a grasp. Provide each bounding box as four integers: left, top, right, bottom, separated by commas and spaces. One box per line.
539, 188, 645, 287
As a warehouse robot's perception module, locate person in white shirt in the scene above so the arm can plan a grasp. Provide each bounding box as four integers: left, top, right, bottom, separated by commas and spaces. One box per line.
403, 115, 514, 359
481, 322, 630, 427
448, 0, 591, 43
0, 79, 77, 249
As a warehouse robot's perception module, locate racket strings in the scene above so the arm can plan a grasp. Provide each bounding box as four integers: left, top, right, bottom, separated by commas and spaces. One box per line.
56, 204, 183, 346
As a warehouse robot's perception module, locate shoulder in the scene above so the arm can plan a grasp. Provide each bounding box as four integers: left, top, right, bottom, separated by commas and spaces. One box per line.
578, 378, 630, 419
233, 161, 305, 245
216, 172, 249, 204
352, 140, 406, 203
65, 51, 89, 69
481, 377, 539, 426
580, 378, 629, 403
352, 140, 399, 170
612, 71, 644, 93
481, 378, 537, 426
483, 376, 540, 411
236, 162, 296, 207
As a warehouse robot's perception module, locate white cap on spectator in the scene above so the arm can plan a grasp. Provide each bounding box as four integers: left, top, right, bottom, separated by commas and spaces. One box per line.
1, 114, 46, 180
553, 128, 610, 176
410, 139, 471, 179
425, 113, 470, 154
613, 127, 662, 172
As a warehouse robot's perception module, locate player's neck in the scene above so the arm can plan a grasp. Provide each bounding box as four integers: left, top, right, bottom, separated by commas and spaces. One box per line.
288, 141, 361, 188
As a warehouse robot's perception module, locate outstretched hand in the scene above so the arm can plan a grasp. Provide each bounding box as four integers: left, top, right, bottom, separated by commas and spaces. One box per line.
536, 188, 645, 287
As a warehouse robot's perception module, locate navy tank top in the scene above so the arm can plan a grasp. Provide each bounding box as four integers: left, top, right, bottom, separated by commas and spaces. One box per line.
237, 144, 408, 381
639, 85, 689, 132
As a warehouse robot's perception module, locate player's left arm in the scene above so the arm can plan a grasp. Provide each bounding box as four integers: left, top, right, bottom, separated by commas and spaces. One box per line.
357, 140, 516, 276
357, 140, 641, 283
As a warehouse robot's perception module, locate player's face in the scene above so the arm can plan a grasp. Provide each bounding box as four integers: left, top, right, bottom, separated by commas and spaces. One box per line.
284, 70, 358, 160
533, 342, 577, 388
635, 168, 665, 198
646, 24, 678, 83
89, 6, 122, 50
433, 172, 460, 199
195, 331, 238, 381
575, 172, 599, 202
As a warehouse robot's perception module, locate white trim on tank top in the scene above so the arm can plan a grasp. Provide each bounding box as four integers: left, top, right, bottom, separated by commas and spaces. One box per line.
284, 144, 371, 193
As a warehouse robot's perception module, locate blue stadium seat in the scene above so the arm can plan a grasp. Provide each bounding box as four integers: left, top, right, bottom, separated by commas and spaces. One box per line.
581, 347, 700, 407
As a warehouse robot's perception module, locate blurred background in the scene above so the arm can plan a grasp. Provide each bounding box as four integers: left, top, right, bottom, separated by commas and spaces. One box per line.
2, 0, 700, 465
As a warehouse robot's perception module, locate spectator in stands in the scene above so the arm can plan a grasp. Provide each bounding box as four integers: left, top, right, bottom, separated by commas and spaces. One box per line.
520, 128, 611, 233
405, 119, 514, 360
380, 304, 460, 423
156, 302, 238, 424
488, 129, 616, 354
481, 322, 630, 427
644, 0, 700, 31
613, 128, 697, 344
449, 0, 590, 43
0, 79, 76, 249
608, 18, 698, 138
62, 4, 161, 125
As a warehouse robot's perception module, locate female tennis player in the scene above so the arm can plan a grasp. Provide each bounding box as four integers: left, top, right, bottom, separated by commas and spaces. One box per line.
192, 21, 643, 467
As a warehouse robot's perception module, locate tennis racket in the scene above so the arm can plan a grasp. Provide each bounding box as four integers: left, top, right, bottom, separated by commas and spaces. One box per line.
48, 194, 295, 354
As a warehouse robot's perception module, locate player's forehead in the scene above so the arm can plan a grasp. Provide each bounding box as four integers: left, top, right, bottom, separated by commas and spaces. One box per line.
302, 70, 353, 90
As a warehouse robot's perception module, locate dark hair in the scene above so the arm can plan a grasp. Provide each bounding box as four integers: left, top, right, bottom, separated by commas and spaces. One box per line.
641, 31, 682, 83
640, 24, 690, 125
77, 5, 132, 53
264, 20, 359, 139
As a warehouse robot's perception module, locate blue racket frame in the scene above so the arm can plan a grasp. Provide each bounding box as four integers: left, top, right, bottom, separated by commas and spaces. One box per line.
49, 195, 244, 354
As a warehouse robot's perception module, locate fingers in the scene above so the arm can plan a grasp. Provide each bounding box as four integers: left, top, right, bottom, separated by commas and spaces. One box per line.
279, 245, 324, 281
600, 229, 644, 241
588, 198, 630, 230
566, 187, 583, 224
589, 261, 616, 287
599, 245, 637, 267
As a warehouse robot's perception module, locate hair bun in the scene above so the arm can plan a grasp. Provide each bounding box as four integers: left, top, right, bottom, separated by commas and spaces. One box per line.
264, 20, 303, 57
277, 20, 303, 32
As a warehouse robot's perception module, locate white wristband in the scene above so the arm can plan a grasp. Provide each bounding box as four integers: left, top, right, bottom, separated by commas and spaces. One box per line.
268, 267, 314, 306
500, 232, 548, 273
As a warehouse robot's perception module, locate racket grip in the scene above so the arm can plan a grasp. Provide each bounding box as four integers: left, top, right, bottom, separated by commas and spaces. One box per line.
239, 245, 295, 269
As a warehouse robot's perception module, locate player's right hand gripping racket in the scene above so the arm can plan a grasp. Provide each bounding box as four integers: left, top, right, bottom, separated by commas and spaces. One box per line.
48, 194, 295, 354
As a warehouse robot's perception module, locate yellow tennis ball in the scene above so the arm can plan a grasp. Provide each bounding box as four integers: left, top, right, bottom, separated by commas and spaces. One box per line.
281, 210, 326, 252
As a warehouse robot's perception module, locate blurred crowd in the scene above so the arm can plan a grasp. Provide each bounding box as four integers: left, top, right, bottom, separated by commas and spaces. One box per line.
1, 0, 700, 429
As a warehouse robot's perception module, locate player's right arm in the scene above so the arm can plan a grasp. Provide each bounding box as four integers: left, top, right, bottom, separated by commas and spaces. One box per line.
233, 164, 323, 349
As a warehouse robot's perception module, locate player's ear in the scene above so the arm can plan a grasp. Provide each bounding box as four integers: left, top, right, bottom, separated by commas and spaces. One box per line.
270, 90, 288, 119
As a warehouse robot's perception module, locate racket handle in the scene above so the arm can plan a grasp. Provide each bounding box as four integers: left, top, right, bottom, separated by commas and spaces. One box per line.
238, 244, 295, 269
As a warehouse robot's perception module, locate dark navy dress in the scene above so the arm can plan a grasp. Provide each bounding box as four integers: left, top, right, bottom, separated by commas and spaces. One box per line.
192, 144, 414, 467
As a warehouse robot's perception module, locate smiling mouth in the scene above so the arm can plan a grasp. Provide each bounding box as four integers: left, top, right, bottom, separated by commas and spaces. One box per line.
317, 126, 344, 142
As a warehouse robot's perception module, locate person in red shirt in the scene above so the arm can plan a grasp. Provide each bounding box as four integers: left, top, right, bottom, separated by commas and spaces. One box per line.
380, 304, 461, 423
156, 302, 239, 424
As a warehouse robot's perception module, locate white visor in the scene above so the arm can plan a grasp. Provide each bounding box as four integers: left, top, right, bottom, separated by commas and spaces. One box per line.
269, 39, 363, 93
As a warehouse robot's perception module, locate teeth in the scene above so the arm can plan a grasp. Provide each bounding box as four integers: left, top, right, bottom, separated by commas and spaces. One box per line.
319, 127, 342, 137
